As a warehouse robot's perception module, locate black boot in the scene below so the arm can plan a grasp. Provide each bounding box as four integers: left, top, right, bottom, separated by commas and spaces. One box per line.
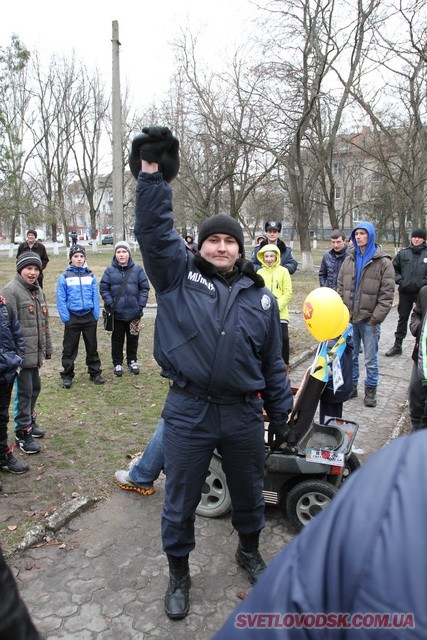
364, 386, 377, 408
349, 384, 358, 399
385, 344, 402, 357
15, 427, 41, 454
164, 554, 191, 620
235, 531, 266, 584
0, 446, 29, 474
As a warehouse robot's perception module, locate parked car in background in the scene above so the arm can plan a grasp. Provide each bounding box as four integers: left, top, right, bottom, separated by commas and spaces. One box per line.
101, 234, 114, 245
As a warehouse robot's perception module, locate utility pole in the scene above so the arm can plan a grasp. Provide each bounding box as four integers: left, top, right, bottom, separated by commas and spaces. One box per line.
112, 20, 124, 242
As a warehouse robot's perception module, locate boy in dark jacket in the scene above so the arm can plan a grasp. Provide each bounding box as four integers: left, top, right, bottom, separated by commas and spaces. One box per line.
2, 253, 52, 454
100, 241, 149, 376
0, 295, 29, 474
318, 230, 348, 290
56, 245, 105, 388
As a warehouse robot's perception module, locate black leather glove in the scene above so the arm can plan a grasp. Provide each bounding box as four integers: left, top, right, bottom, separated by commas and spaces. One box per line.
128, 126, 180, 183
267, 415, 290, 450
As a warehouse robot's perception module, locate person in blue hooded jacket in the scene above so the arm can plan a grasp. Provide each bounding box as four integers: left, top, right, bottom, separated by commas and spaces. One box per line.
100, 241, 149, 377
213, 428, 427, 640
56, 245, 105, 388
131, 126, 293, 621
337, 221, 394, 407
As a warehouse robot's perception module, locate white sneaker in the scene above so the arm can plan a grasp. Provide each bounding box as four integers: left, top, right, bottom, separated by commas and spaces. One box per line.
114, 365, 123, 377
128, 361, 140, 375
114, 470, 155, 495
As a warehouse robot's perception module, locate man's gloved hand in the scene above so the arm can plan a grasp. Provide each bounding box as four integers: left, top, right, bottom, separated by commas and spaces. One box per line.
128, 126, 180, 183
267, 415, 290, 450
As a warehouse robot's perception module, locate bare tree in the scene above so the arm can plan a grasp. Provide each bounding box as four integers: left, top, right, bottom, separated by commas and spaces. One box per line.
341, 0, 427, 245
69, 67, 111, 239
250, 0, 382, 269
0, 35, 35, 239
161, 32, 278, 235
26, 53, 81, 243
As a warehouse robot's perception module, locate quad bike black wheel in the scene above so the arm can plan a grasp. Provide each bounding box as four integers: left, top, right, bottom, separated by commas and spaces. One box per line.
285, 479, 338, 532
342, 452, 361, 482
196, 456, 232, 518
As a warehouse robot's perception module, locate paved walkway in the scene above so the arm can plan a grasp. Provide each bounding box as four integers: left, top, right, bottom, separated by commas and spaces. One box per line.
12, 307, 412, 639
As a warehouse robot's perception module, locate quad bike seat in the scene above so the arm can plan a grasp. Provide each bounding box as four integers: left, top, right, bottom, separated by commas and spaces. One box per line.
296, 423, 345, 455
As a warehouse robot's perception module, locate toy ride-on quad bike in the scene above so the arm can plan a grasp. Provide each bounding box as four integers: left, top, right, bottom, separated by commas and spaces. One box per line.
196, 338, 361, 532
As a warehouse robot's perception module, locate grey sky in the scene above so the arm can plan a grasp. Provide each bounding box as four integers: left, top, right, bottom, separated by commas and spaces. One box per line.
1, 0, 257, 108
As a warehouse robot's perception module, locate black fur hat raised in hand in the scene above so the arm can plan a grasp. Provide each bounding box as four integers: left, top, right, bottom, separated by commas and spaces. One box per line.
128, 126, 180, 183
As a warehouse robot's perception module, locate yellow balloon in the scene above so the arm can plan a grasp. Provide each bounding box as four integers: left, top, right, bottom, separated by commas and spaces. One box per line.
303, 287, 350, 342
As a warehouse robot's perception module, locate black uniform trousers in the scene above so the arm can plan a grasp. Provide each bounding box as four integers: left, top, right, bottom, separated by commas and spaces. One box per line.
161, 388, 266, 557
395, 291, 419, 345
60, 312, 101, 379
409, 361, 427, 430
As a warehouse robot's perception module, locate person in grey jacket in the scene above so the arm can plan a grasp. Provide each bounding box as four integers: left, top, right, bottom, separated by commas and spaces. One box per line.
385, 228, 427, 357
1, 253, 52, 454
337, 221, 394, 408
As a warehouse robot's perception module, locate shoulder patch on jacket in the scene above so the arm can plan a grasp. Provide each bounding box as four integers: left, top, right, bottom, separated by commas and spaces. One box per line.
261, 294, 271, 310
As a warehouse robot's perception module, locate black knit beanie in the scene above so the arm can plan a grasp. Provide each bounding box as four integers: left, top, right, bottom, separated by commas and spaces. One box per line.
16, 252, 42, 273
411, 228, 426, 240
197, 214, 245, 254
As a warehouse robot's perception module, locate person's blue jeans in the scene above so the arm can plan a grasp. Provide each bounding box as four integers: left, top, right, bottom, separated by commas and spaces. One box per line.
352, 321, 381, 388
128, 418, 164, 486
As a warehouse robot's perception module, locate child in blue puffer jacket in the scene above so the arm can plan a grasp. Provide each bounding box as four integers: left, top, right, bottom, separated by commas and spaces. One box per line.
56, 245, 105, 389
